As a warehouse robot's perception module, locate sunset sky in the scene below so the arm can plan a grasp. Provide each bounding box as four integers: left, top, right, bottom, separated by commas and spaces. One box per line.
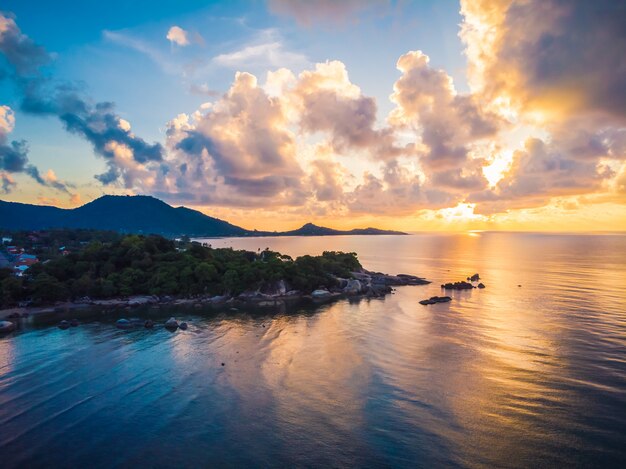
1, 0, 625, 231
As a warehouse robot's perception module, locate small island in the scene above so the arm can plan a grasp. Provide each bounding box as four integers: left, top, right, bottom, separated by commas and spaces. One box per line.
1, 230, 429, 317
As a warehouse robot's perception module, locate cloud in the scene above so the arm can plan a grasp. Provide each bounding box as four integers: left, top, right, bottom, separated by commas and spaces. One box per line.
290, 61, 405, 160
267, 0, 390, 26
162, 71, 306, 206
0, 105, 45, 190
461, 0, 626, 121
389, 51, 499, 173
0, 171, 16, 193
0, 14, 164, 188
2, 4, 625, 223
166, 26, 190, 46
458, 0, 626, 213
347, 161, 457, 215
213, 40, 308, 71
0, 12, 49, 75
103, 30, 178, 74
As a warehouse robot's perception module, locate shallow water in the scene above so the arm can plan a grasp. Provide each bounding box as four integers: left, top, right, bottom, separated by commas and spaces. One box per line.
1, 232, 626, 467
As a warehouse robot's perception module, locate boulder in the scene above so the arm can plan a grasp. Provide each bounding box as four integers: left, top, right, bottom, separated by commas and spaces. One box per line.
468, 273, 480, 281
144, 320, 154, 328
115, 318, 132, 329
311, 289, 332, 299
0, 320, 16, 333
477, 283, 486, 289
179, 322, 188, 330
343, 279, 362, 295
164, 317, 179, 330
58, 320, 70, 330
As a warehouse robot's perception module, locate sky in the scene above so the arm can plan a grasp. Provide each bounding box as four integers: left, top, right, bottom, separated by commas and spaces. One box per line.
0, 0, 625, 232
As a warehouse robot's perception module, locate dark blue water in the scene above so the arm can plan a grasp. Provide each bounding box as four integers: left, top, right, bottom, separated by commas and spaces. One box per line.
1, 232, 625, 467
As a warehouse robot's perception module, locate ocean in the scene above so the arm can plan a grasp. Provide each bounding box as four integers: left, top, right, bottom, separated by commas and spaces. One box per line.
1, 232, 625, 467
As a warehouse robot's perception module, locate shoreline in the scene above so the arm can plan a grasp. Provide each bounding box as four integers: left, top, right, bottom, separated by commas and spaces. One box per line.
0, 270, 430, 322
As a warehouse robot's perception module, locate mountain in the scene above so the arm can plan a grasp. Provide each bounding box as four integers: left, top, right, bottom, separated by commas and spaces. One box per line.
0, 195, 246, 237
274, 222, 406, 236
0, 195, 407, 237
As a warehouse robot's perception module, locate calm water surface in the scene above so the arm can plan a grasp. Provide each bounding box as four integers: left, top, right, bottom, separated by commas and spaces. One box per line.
1, 232, 626, 468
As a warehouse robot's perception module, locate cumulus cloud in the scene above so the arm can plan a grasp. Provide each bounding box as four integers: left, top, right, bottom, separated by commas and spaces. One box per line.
461, 0, 626, 120
2, 3, 625, 223
166, 26, 190, 46
162, 72, 306, 207
389, 51, 498, 183
458, 0, 626, 213
291, 61, 406, 160
347, 161, 456, 215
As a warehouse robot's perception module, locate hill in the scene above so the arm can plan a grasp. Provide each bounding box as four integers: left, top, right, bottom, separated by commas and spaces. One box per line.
274, 222, 406, 236
0, 196, 407, 237
0, 195, 246, 237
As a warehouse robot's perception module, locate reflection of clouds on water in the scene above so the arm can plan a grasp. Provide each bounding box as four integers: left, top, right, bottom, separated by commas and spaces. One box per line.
1, 233, 626, 466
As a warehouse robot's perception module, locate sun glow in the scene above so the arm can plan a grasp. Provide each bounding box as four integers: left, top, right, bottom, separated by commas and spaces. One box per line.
439, 203, 484, 221
482, 149, 514, 187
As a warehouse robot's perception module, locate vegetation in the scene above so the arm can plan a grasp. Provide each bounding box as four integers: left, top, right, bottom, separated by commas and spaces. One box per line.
0, 231, 361, 308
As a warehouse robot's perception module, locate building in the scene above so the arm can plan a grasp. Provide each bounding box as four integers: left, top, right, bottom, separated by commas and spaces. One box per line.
16, 254, 39, 266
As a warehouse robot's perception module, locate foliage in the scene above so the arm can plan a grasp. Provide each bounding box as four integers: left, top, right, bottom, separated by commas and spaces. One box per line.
0, 232, 362, 307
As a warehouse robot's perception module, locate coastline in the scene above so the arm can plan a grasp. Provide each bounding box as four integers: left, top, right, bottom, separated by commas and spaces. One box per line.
0, 270, 430, 322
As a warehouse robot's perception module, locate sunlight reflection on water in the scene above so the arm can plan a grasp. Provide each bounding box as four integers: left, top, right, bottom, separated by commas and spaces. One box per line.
1, 233, 625, 467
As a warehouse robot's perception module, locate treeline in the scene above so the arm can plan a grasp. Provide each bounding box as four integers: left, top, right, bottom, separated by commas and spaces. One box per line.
0, 233, 361, 307
3, 229, 122, 261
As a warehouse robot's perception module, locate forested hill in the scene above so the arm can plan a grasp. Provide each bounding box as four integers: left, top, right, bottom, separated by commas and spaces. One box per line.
0, 195, 406, 237
0, 196, 247, 237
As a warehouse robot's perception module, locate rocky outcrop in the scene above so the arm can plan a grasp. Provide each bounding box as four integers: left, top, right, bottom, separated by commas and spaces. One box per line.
419, 296, 452, 305
441, 281, 474, 290
343, 279, 362, 295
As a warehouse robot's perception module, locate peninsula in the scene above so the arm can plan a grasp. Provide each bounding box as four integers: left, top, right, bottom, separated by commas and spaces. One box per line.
0, 230, 428, 316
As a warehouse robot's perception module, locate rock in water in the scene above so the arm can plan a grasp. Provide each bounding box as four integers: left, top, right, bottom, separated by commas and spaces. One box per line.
144, 320, 154, 328
58, 320, 70, 330
0, 320, 16, 333
165, 317, 179, 330
420, 296, 452, 305
116, 318, 132, 329
477, 283, 486, 289
468, 273, 480, 281
179, 322, 188, 330
70, 319, 80, 327
441, 281, 474, 290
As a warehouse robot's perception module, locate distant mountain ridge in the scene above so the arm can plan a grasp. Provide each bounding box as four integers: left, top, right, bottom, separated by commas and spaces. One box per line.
0, 195, 407, 237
